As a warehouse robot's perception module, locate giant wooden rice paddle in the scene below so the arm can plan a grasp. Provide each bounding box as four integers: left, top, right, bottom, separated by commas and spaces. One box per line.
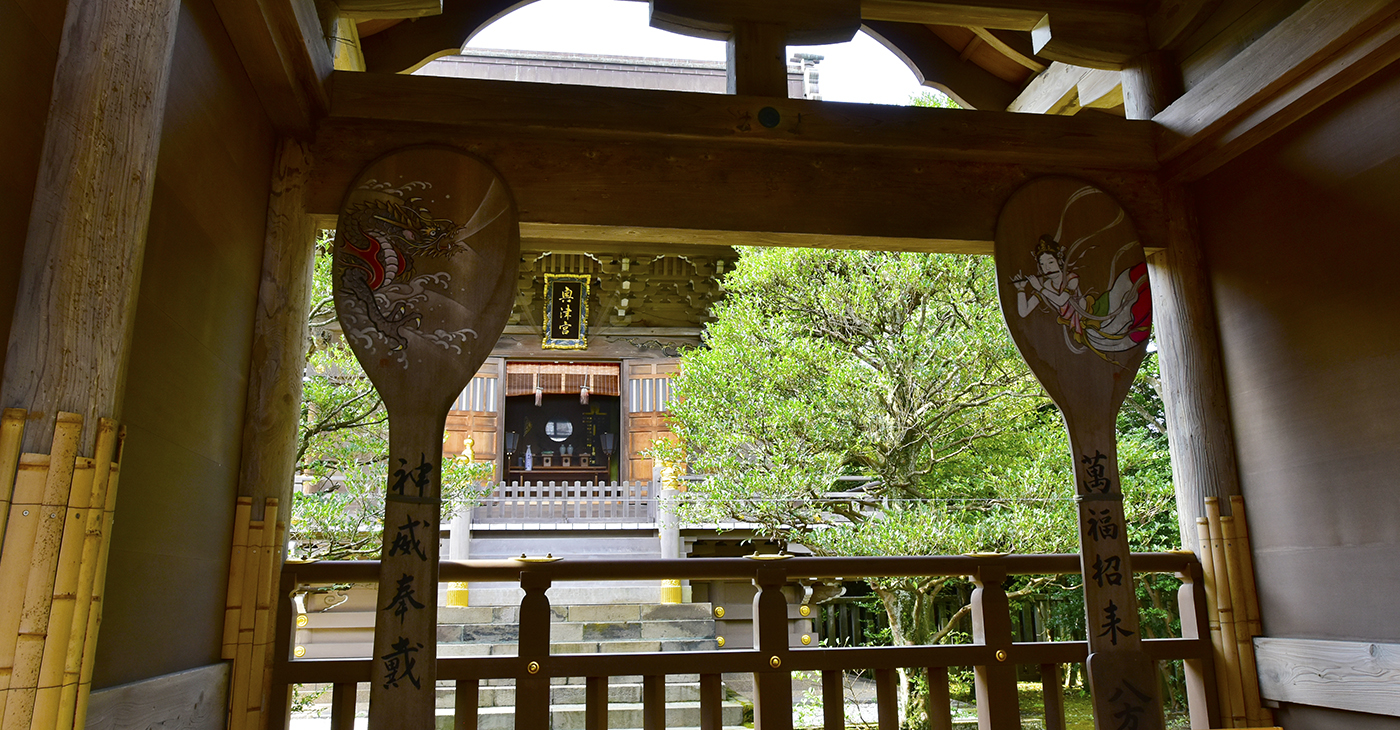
333, 147, 519, 729
994, 177, 1162, 729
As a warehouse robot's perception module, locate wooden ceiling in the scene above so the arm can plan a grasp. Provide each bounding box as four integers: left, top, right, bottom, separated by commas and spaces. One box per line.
338, 0, 1169, 111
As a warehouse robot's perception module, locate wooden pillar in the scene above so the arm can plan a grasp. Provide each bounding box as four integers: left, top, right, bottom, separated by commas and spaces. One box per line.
0, 0, 182, 451
727, 21, 789, 97
1147, 186, 1244, 546
236, 138, 316, 525
1121, 50, 1242, 545
1122, 50, 1182, 120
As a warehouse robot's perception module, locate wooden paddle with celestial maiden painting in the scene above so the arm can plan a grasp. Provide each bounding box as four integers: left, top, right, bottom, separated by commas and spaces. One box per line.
333, 147, 519, 730
994, 177, 1162, 730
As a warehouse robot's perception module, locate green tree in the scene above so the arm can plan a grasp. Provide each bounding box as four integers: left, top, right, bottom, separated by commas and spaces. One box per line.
664, 247, 1181, 722
291, 233, 490, 560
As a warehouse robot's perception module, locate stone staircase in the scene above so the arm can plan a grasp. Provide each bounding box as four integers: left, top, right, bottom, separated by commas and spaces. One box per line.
296, 601, 745, 730
463, 532, 668, 606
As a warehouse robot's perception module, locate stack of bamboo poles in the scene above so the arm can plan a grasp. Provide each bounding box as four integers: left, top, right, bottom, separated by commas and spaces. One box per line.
221, 496, 283, 730
0, 409, 125, 730
1197, 495, 1273, 728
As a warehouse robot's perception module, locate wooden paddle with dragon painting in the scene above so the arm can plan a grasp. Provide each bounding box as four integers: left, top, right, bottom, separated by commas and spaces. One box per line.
994, 177, 1162, 730
332, 147, 519, 729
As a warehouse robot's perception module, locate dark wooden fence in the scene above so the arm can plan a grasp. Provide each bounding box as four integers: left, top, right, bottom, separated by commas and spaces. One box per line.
267, 552, 1215, 730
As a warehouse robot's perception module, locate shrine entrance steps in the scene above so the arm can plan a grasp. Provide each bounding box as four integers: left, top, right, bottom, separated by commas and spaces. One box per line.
295, 602, 745, 730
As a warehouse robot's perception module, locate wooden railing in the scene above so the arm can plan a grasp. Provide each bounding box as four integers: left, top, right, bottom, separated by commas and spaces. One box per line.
266, 552, 1217, 730
472, 481, 655, 523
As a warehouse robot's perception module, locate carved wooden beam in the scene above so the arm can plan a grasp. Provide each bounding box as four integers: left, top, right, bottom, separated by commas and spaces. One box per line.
1006, 61, 1119, 114
336, 0, 440, 21
1155, 0, 1400, 181
650, 0, 861, 96
864, 20, 1021, 110
210, 0, 333, 136
308, 72, 1168, 254
860, 0, 1151, 68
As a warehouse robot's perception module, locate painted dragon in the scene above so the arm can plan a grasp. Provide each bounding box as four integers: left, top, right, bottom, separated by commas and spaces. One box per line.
338, 180, 507, 351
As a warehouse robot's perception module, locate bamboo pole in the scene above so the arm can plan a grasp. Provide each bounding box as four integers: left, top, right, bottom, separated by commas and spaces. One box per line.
0, 408, 25, 549
255, 514, 287, 730
224, 498, 254, 659
0, 453, 51, 722
245, 500, 279, 730
1228, 496, 1273, 728
230, 520, 265, 730
1228, 497, 1263, 635
1206, 499, 1246, 728
4, 413, 82, 730
54, 419, 118, 730
30, 453, 97, 730
72, 427, 125, 730
1223, 516, 1268, 727
1196, 517, 1230, 724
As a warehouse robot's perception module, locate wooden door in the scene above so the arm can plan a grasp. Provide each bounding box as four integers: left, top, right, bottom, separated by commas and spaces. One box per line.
624, 359, 678, 482
445, 357, 503, 478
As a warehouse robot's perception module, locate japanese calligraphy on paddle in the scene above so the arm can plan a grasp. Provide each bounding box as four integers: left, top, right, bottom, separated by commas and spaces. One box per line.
333, 147, 520, 730
994, 177, 1162, 729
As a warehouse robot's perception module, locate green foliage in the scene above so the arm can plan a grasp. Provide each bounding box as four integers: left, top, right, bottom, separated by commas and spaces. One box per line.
290, 232, 491, 560
910, 90, 960, 109
666, 247, 1186, 723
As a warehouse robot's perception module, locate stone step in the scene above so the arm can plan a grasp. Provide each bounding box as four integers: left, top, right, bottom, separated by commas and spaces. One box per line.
307, 679, 714, 709
467, 535, 664, 560
463, 701, 746, 730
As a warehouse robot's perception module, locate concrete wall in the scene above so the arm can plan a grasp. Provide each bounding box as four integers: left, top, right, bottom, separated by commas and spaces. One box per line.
1194, 59, 1400, 730
92, 0, 275, 687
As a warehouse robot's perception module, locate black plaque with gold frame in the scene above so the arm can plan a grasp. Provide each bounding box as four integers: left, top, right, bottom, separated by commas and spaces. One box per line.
542, 273, 589, 349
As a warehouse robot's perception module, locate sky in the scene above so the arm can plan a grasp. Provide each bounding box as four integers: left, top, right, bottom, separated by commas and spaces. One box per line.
463, 0, 935, 106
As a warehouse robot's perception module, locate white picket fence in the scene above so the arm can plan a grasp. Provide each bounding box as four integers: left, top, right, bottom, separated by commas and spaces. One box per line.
472, 481, 656, 523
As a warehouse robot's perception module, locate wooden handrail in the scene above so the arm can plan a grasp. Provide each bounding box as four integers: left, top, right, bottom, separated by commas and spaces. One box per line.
269, 552, 1210, 730
282, 551, 1195, 584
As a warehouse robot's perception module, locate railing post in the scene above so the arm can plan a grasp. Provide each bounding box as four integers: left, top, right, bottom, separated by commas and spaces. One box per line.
752, 566, 793, 730
455, 679, 479, 730
1040, 664, 1065, 730
925, 666, 952, 730
1178, 559, 1220, 729
517, 570, 552, 730
874, 668, 899, 730
971, 563, 1019, 729
586, 676, 609, 730
264, 570, 297, 730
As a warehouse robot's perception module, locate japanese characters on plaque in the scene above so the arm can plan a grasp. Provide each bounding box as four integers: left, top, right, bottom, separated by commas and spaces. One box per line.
543, 273, 589, 350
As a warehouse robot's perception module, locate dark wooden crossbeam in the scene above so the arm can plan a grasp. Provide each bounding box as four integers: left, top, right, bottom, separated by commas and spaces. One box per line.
308, 71, 1167, 254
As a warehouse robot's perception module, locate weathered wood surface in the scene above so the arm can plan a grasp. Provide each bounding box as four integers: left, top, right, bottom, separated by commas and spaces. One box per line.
994, 177, 1162, 728
1146, 186, 1241, 547
726, 20, 791, 97
0, 0, 181, 454
862, 20, 1022, 110
332, 148, 519, 730
1123, 50, 1183, 119
651, 0, 859, 45
311, 73, 1168, 253
521, 222, 993, 255
1156, 0, 1400, 181
84, 663, 229, 730
1255, 637, 1400, 717
236, 138, 316, 518
208, 0, 331, 136
1007, 61, 1121, 114
337, 0, 441, 20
